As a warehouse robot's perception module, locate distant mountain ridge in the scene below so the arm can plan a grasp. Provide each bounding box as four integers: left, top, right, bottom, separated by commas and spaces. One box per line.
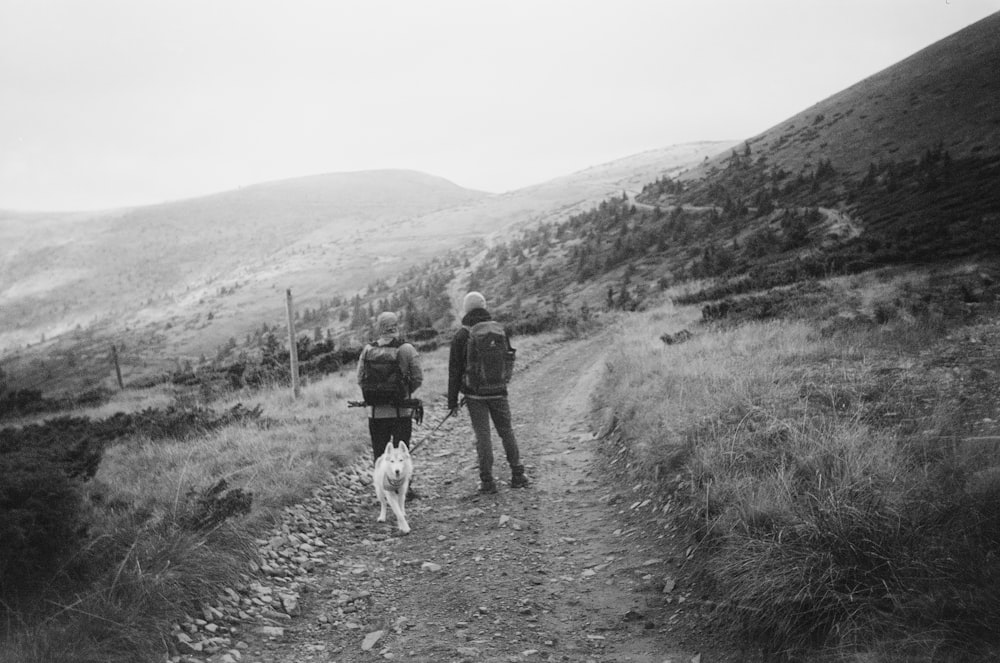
0, 143, 730, 383
7, 13, 999, 396
0, 169, 486, 349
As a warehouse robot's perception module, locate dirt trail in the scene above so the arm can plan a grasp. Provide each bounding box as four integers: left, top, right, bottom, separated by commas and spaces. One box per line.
230, 331, 725, 663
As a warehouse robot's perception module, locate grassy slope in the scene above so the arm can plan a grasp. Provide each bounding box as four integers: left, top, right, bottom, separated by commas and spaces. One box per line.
688, 11, 1000, 181
0, 365, 374, 661
593, 265, 1000, 659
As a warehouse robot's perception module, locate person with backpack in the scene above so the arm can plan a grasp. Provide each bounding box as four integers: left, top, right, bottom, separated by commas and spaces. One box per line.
357, 312, 423, 469
447, 291, 528, 493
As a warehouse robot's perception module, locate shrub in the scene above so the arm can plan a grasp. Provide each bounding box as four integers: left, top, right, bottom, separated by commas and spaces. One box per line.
178, 479, 253, 532
0, 463, 89, 600
873, 299, 898, 324
0, 404, 261, 613
0, 419, 104, 602
1, 496, 254, 663
0, 389, 52, 419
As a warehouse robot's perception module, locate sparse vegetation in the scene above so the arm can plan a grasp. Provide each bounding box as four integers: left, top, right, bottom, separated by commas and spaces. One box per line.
594, 267, 1000, 658
2, 13, 1000, 658
4, 140, 999, 662
0, 364, 373, 663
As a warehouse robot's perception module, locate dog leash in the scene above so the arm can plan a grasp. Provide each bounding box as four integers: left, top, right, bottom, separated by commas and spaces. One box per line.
408, 400, 464, 455
349, 398, 464, 455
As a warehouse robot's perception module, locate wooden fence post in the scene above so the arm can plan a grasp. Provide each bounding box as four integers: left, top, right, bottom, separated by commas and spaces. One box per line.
110, 344, 124, 390
285, 289, 300, 398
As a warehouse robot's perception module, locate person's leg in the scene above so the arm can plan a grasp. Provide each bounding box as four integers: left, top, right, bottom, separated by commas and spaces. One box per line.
369, 418, 392, 463
487, 397, 521, 468
466, 399, 496, 492
488, 398, 528, 487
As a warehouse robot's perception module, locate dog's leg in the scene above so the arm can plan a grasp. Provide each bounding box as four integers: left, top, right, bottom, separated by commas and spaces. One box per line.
374, 475, 388, 523
399, 477, 410, 519
377, 492, 388, 523
387, 487, 410, 534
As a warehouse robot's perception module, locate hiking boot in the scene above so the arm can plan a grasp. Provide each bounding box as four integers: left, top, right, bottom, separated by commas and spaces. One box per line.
510, 473, 530, 489
479, 478, 498, 494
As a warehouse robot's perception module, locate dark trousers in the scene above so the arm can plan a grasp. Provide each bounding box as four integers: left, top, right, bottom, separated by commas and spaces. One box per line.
467, 397, 521, 481
369, 417, 413, 462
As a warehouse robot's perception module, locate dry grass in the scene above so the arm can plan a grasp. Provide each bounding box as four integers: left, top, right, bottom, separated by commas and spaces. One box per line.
89, 370, 367, 516
596, 311, 812, 474
1, 345, 460, 663
595, 292, 1000, 659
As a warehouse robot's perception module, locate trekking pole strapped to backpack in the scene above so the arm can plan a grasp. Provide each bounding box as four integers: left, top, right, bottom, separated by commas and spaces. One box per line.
348, 397, 423, 424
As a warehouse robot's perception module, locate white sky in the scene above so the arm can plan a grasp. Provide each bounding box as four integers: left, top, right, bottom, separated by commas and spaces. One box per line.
1, 0, 997, 211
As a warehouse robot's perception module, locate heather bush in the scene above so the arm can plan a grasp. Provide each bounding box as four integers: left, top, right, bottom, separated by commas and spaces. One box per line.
0, 421, 104, 603
0, 462, 89, 600
0, 400, 275, 660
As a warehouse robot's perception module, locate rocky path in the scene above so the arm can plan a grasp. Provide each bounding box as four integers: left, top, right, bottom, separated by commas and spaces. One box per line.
169, 332, 726, 663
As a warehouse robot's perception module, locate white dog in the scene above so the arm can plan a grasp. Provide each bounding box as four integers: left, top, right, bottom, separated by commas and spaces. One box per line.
372, 441, 413, 534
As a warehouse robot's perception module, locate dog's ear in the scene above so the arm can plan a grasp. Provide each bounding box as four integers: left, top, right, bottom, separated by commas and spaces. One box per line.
397, 441, 410, 455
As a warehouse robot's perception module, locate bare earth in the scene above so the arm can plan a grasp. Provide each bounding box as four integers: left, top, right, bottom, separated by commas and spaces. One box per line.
226, 332, 738, 663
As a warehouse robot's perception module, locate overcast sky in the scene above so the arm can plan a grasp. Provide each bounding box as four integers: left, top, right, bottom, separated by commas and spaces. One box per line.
1, 0, 997, 211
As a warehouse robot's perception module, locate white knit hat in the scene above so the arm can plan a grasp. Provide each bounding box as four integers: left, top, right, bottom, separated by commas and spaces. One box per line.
463, 291, 486, 314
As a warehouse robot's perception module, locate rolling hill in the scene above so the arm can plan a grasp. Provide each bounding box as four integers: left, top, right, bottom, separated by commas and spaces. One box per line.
6, 10, 999, 400
396, 10, 1000, 337
0, 142, 731, 394
0, 169, 486, 349
3, 12, 1000, 661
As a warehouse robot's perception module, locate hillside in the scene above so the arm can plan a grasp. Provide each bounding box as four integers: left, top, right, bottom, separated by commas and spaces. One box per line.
0, 142, 731, 395
362, 11, 1000, 343
5, 14, 1000, 663
6, 13, 1000, 403
0, 170, 485, 349
686, 10, 1000, 181
626, 11, 1000, 306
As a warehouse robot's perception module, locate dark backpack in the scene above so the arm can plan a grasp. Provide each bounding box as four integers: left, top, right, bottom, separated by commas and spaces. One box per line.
463, 321, 516, 396
360, 340, 408, 405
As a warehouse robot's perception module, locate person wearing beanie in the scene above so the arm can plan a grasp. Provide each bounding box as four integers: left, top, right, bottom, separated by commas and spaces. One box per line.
462, 291, 487, 314
357, 311, 424, 496
448, 291, 529, 493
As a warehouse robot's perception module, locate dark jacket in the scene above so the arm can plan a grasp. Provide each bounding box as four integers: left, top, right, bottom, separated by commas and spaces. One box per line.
448, 308, 511, 408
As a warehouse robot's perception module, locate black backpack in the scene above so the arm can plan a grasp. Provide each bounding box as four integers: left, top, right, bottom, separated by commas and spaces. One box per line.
360, 339, 408, 405
463, 321, 516, 396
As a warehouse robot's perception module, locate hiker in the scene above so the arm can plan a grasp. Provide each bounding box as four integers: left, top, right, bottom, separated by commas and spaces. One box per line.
357, 311, 423, 495
448, 291, 528, 493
